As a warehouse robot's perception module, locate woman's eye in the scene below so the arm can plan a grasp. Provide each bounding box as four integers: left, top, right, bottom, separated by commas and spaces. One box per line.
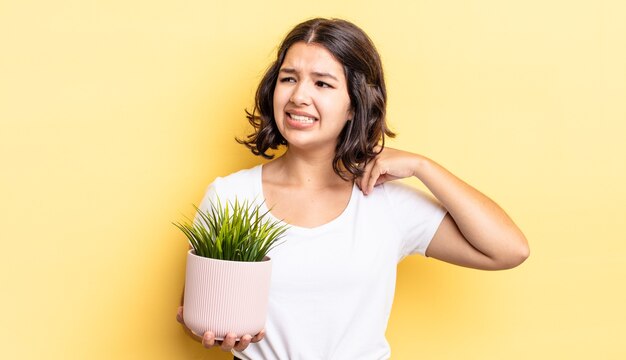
280, 77, 296, 83
316, 81, 332, 88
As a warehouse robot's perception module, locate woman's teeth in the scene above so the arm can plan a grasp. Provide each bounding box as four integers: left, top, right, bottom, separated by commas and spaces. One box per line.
290, 114, 316, 124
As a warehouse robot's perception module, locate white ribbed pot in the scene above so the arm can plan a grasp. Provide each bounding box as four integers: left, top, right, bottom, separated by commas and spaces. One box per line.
183, 250, 272, 340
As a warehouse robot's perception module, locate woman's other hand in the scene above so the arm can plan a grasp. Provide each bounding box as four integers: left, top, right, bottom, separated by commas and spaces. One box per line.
176, 305, 265, 352
359, 147, 422, 195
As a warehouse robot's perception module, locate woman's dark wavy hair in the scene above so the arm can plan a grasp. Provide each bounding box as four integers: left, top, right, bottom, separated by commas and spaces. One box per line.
237, 18, 395, 180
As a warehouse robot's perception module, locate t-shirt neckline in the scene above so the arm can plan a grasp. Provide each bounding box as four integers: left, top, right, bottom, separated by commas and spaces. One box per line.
255, 164, 357, 234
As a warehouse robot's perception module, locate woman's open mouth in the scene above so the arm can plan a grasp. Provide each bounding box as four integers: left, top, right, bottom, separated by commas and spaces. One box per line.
286, 112, 318, 128
288, 113, 317, 123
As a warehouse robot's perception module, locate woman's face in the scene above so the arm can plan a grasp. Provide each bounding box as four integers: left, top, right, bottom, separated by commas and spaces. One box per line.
273, 42, 353, 153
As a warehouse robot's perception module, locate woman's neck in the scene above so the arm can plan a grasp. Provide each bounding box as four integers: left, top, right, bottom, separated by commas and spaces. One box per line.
267, 148, 351, 189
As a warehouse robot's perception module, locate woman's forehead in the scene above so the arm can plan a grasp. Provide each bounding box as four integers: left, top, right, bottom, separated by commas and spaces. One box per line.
280, 42, 345, 78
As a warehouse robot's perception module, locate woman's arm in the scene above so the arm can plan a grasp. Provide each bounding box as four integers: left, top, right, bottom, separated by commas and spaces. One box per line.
360, 147, 529, 270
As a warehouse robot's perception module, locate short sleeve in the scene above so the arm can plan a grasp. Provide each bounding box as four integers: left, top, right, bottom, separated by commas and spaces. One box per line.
192, 178, 224, 230
192, 169, 259, 227
382, 182, 447, 259
195, 182, 219, 217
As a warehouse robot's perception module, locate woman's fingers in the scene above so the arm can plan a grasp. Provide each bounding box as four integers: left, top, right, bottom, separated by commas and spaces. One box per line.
176, 306, 184, 324
359, 147, 421, 194
367, 161, 384, 194
201, 331, 217, 349
180, 309, 261, 352
251, 329, 265, 343
233, 334, 252, 352
189, 327, 263, 352
360, 158, 378, 194
220, 333, 238, 351
360, 145, 386, 194
362, 157, 386, 195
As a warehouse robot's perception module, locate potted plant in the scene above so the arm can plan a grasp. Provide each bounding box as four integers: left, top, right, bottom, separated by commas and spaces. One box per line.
173, 197, 288, 340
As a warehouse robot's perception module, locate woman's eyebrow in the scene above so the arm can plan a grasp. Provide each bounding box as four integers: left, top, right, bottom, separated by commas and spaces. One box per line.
279, 68, 338, 81
278, 68, 297, 75
312, 71, 338, 81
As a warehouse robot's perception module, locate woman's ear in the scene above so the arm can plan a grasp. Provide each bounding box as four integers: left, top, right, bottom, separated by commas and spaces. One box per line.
347, 107, 354, 121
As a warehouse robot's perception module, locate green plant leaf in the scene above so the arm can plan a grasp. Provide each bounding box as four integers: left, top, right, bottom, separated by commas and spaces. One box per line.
173, 196, 289, 262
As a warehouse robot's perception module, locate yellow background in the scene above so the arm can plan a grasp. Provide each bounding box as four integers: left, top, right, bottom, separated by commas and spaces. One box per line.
1, 0, 624, 359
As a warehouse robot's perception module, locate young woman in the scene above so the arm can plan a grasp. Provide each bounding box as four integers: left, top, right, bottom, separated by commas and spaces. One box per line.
176, 18, 529, 359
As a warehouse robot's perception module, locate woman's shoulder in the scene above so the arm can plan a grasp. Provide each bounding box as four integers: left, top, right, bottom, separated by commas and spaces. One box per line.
378, 180, 421, 198
378, 181, 443, 211
212, 165, 262, 188
203, 165, 263, 202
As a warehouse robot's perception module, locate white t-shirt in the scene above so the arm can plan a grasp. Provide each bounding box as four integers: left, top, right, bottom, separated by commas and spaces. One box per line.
196, 165, 447, 360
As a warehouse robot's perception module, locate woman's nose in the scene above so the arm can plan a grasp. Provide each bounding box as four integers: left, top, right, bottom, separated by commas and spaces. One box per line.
289, 82, 312, 106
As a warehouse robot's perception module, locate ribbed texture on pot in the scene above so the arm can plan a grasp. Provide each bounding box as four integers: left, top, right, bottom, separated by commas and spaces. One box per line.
183, 250, 272, 340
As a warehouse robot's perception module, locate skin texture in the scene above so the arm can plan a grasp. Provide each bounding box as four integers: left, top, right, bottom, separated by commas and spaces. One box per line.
178, 41, 530, 353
